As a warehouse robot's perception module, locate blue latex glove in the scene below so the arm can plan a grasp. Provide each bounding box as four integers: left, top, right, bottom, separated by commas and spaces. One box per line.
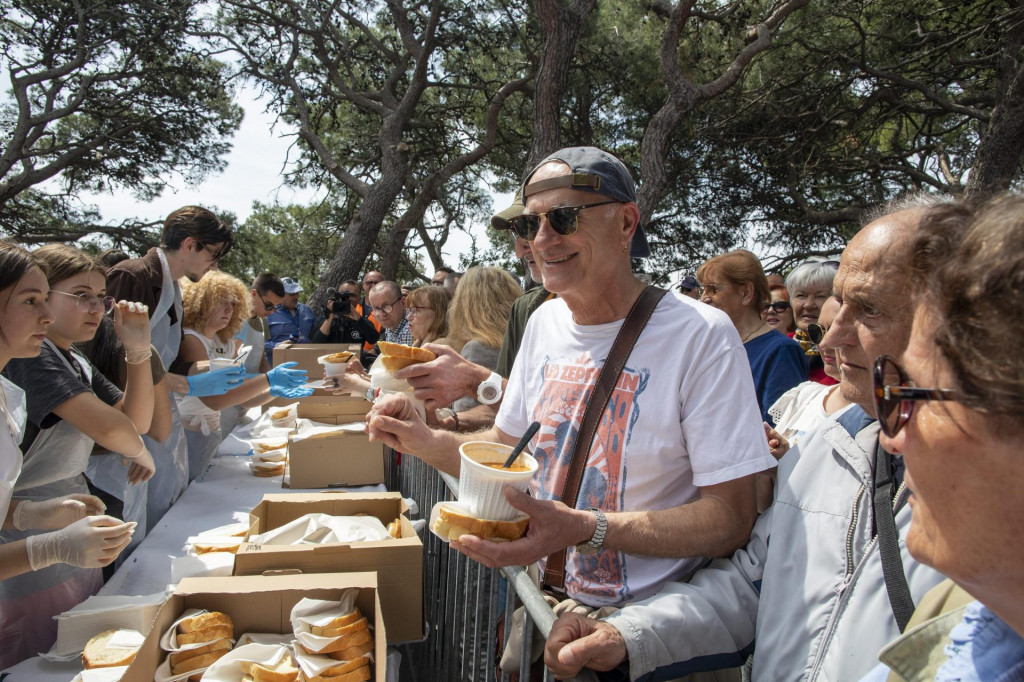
269, 385, 315, 399
266, 361, 308, 391
186, 366, 246, 396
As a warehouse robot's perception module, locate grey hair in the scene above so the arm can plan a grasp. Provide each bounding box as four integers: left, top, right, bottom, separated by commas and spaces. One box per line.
785, 260, 837, 294
862, 191, 950, 225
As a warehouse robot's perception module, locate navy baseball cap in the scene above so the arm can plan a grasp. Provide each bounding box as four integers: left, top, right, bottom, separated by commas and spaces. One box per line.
520, 146, 650, 258
679, 275, 699, 291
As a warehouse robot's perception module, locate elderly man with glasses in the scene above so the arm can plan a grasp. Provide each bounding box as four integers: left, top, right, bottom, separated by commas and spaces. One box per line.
367, 281, 413, 346
367, 147, 776, 673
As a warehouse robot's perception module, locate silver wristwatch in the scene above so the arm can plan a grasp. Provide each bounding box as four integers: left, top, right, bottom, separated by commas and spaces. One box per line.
575, 508, 607, 554
476, 371, 503, 405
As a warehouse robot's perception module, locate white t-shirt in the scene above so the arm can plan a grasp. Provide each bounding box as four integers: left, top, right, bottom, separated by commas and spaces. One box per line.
176, 329, 235, 430
769, 381, 853, 448
496, 293, 776, 606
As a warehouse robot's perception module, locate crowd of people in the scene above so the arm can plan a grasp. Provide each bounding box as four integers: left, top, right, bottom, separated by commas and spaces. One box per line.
0, 145, 1021, 680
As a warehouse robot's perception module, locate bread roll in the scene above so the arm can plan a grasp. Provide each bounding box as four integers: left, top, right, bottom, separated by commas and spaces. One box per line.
80, 629, 140, 669
386, 519, 401, 538
431, 504, 529, 542
193, 542, 240, 554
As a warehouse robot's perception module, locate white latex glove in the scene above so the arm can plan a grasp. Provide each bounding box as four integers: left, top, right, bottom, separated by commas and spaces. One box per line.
12, 494, 107, 531
120, 442, 156, 485
25, 516, 135, 570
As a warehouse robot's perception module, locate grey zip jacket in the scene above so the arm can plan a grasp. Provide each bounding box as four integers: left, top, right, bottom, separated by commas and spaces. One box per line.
605, 408, 946, 681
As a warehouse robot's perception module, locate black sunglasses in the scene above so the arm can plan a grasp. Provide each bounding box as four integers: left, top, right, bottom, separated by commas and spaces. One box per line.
508, 200, 620, 241
872, 355, 958, 438
259, 297, 276, 312
807, 322, 827, 345
763, 301, 792, 314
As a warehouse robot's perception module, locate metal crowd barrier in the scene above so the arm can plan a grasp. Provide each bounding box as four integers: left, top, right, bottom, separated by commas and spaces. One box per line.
385, 449, 598, 682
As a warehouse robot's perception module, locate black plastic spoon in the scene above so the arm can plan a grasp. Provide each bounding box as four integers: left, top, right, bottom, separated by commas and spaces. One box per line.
503, 421, 540, 468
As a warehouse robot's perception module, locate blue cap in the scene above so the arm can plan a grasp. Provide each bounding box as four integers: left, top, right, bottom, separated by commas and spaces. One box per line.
522, 146, 651, 259
679, 275, 698, 291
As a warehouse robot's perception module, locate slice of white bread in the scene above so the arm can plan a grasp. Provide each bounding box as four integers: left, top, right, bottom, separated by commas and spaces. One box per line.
305, 623, 371, 655
316, 617, 368, 640
81, 629, 141, 669
431, 504, 529, 542
255, 442, 287, 453
193, 542, 240, 554
242, 654, 300, 682
324, 638, 374, 662
170, 648, 230, 676
386, 519, 401, 538
305, 658, 371, 682
179, 611, 233, 633
376, 342, 435, 372
309, 609, 362, 636
168, 638, 232, 667
253, 464, 286, 477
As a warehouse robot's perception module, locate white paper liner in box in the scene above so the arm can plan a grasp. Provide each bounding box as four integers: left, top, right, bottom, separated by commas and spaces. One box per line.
171, 551, 235, 582
45, 592, 166, 660
291, 420, 365, 441
236, 632, 295, 647
369, 357, 426, 420
290, 594, 371, 655
72, 665, 130, 682
248, 513, 391, 545
194, 643, 289, 682
159, 608, 235, 653
295, 646, 373, 678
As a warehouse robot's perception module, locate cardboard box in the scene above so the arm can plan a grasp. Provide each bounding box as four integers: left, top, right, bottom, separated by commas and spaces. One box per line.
287, 426, 383, 488
272, 342, 361, 376
235, 493, 423, 643
120, 573, 386, 682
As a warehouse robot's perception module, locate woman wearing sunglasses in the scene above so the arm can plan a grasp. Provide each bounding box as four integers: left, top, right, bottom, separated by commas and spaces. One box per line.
862, 195, 1024, 680
762, 288, 796, 336
697, 250, 808, 423
0, 244, 155, 666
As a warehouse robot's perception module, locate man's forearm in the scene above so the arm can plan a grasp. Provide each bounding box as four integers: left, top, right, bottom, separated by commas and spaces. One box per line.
602, 477, 758, 558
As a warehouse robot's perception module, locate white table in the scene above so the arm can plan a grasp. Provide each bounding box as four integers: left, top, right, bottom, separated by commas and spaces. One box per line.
3, 449, 387, 681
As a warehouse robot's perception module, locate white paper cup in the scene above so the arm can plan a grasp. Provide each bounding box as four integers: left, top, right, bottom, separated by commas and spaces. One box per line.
208, 357, 236, 371
318, 353, 352, 378
458, 441, 537, 521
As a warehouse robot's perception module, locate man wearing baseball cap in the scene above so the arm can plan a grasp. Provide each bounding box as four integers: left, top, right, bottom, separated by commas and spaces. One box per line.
265, 276, 317, 359
368, 146, 775, 639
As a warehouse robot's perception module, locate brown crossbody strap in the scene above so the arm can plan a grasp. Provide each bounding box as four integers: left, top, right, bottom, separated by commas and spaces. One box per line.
542, 285, 668, 590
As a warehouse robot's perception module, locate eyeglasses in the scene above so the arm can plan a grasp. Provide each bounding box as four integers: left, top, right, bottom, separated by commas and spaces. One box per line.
763, 301, 792, 314
198, 242, 228, 263
699, 283, 729, 297
259, 297, 276, 312
406, 306, 430, 317
507, 200, 620, 241
374, 297, 402, 315
807, 322, 827, 345
51, 290, 116, 314
872, 355, 958, 438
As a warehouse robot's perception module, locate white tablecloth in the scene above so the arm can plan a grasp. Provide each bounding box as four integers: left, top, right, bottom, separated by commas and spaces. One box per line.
2, 443, 390, 681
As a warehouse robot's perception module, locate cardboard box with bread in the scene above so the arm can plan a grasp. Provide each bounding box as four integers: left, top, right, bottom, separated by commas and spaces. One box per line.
118, 574, 385, 682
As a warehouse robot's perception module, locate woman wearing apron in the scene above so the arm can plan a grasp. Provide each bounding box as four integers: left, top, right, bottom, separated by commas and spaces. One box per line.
177, 271, 311, 480
0, 245, 156, 666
